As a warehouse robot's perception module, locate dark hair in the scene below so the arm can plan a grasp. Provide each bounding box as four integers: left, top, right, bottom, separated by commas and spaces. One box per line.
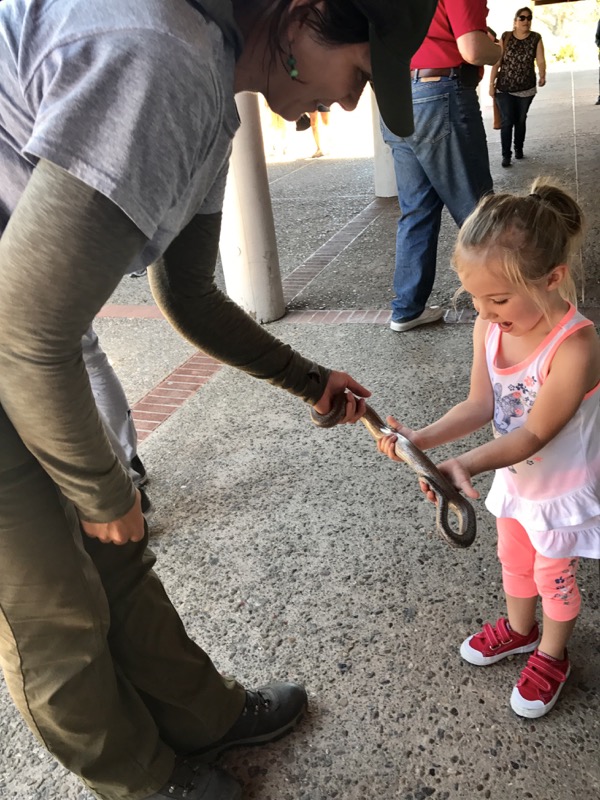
453, 178, 585, 308
514, 7, 532, 20
254, 0, 369, 67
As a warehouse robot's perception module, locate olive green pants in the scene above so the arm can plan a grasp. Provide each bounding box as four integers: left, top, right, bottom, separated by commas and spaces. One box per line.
0, 406, 245, 800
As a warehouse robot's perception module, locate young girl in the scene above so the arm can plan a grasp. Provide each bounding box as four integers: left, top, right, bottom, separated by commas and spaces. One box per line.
378, 178, 600, 719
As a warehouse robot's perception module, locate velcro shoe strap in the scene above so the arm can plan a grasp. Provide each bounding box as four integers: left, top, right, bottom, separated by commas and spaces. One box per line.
483, 618, 511, 648
519, 653, 568, 692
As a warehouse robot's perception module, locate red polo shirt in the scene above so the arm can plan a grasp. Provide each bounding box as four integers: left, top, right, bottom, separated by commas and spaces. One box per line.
411, 0, 489, 69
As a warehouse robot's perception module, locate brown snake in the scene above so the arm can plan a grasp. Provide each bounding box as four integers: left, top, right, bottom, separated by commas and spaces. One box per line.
310, 396, 477, 548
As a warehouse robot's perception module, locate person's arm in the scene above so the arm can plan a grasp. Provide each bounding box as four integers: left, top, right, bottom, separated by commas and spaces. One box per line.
378, 316, 494, 461
536, 37, 546, 86
489, 34, 505, 96
443, 326, 600, 491
456, 30, 501, 66
0, 159, 148, 535
148, 213, 369, 417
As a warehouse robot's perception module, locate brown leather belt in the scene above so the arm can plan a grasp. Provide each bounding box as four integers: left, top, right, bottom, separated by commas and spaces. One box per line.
410, 68, 458, 79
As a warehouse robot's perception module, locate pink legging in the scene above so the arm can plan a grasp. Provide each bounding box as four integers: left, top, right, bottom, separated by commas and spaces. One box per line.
497, 517, 581, 622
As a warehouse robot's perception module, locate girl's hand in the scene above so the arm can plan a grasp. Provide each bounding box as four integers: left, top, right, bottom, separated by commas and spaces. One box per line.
419, 458, 480, 503
80, 490, 145, 545
538, 76, 546, 87
489, 84, 496, 98
376, 415, 417, 462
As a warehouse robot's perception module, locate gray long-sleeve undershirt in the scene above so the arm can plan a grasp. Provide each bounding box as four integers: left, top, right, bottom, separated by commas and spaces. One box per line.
0, 160, 329, 523
148, 212, 330, 396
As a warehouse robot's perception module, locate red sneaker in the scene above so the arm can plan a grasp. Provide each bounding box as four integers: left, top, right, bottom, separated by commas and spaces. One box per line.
510, 649, 571, 718
460, 617, 540, 666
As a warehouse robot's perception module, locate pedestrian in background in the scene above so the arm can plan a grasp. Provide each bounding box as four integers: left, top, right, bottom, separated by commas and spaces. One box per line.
295, 104, 331, 158
381, 0, 500, 333
309, 104, 331, 158
490, 7, 546, 167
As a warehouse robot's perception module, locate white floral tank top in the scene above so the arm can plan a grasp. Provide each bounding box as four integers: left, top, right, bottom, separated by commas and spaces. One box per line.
484, 305, 600, 550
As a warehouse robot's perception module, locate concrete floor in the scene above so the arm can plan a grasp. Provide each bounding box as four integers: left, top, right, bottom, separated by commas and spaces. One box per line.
0, 70, 598, 800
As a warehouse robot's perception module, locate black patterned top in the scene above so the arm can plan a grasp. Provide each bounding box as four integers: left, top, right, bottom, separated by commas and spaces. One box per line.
496, 31, 541, 94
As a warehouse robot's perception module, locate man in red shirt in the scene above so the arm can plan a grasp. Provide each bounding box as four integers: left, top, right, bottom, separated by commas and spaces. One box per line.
381, 0, 501, 332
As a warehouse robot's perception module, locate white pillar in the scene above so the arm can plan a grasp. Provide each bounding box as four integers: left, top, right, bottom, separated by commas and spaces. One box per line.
219, 92, 285, 323
370, 87, 397, 198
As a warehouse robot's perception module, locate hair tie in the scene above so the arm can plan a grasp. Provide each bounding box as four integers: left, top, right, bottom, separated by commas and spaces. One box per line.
529, 192, 542, 201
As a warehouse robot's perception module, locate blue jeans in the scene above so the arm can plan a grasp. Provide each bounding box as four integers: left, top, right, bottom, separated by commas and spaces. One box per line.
381, 77, 492, 323
495, 92, 534, 158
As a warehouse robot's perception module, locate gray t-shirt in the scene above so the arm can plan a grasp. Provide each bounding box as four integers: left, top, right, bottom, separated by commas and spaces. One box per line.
0, 0, 331, 526
0, 0, 240, 270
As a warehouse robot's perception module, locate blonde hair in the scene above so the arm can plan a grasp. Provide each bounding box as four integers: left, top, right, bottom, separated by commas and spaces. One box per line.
453, 178, 584, 310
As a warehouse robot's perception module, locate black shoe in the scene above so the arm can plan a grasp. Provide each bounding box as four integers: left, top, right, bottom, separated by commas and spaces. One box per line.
514, 148, 524, 159
191, 682, 307, 762
595, 96, 600, 105
149, 760, 241, 800
502, 156, 511, 168
130, 454, 148, 487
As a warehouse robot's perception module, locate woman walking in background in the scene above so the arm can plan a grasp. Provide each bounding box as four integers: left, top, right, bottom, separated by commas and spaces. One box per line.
490, 7, 546, 168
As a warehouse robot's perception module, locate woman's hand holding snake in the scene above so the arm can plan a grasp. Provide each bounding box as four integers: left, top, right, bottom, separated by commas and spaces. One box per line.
313, 370, 370, 424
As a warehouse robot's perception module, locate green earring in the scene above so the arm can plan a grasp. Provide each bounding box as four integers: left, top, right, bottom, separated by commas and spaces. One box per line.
287, 54, 299, 80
